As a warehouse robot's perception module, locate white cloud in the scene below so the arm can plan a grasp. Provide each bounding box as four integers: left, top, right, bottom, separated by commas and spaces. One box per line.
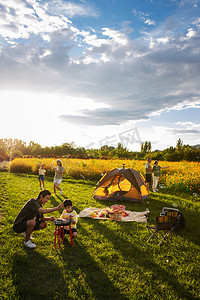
102, 28, 128, 45
44, 0, 99, 18
0, 0, 200, 137
186, 28, 197, 38
133, 9, 156, 26
175, 121, 200, 132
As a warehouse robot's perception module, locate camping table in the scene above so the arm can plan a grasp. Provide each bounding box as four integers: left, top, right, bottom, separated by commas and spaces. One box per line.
54, 219, 73, 248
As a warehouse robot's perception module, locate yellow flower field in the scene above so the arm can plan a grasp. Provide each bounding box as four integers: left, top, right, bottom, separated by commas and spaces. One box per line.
10, 158, 200, 192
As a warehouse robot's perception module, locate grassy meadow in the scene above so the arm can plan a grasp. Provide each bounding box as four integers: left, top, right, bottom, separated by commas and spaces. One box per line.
0, 160, 200, 299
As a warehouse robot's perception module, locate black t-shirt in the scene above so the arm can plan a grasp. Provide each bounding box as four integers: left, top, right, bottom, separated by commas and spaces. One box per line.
13, 198, 43, 225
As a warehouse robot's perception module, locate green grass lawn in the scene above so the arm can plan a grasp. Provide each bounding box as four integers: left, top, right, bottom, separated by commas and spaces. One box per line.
0, 172, 200, 300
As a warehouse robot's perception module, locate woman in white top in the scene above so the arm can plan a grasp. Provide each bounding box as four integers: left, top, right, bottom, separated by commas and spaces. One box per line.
51, 159, 65, 196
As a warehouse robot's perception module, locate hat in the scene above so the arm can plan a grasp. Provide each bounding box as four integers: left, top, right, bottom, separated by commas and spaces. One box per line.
57, 159, 61, 162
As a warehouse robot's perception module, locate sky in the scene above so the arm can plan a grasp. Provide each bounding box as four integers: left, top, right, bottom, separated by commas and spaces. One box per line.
0, 0, 200, 151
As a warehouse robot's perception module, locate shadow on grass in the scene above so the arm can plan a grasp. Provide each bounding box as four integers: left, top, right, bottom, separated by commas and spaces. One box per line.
59, 193, 69, 199
49, 196, 60, 207
80, 218, 197, 300
62, 178, 95, 187
59, 235, 129, 300
12, 251, 69, 300
49, 194, 66, 206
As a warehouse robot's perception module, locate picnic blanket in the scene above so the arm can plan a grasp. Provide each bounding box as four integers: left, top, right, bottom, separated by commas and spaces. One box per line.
79, 207, 149, 223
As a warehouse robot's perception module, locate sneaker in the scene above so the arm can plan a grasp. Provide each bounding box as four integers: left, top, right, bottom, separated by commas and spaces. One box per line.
60, 189, 63, 195
153, 190, 156, 193
21, 232, 34, 240
54, 193, 56, 196
24, 240, 36, 249
21, 232, 26, 238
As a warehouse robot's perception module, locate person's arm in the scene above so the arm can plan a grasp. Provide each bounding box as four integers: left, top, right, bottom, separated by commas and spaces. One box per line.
42, 216, 55, 221
51, 160, 56, 169
69, 212, 78, 224
55, 170, 64, 174
160, 166, 169, 169
146, 164, 152, 172
56, 166, 65, 174
38, 203, 64, 214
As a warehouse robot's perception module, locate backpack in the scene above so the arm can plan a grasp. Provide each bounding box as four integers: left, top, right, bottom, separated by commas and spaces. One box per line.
161, 207, 186, 232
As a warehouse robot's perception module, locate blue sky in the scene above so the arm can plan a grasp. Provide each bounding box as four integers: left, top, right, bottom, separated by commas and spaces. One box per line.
0, 0, 200, 150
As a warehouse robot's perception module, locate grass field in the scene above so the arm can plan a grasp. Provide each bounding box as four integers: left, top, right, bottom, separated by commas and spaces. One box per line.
0, 172, 200, 300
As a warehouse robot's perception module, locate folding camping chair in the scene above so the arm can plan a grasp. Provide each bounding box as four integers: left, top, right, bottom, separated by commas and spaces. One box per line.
147, 207, 179, 246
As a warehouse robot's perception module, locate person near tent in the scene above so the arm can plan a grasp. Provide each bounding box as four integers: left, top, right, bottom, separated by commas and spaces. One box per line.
13, 189, 64, 249
51, 159, 65, 195
145, 157, 152, 190
152, 160, 169, 192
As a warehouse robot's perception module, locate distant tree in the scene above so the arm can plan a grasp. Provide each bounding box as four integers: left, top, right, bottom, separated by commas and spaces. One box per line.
176, 138, 183, 151
141, 141, 151, 153
148, 141, 151, 152
163, 147, 178, 161
143, 141, 148, 153
140, 142, 144, 153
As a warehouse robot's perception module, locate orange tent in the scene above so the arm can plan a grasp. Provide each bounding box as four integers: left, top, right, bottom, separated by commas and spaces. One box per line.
92, 168, 149, 203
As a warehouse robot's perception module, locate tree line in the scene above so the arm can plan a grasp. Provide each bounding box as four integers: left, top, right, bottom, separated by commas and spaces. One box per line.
0, 138, 199, 162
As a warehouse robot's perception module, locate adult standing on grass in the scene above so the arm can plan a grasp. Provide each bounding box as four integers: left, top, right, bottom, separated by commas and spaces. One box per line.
51, 159, 65, 195
13, 189, 64, 249
145, 157, 152, 190
152, 160, 169, 192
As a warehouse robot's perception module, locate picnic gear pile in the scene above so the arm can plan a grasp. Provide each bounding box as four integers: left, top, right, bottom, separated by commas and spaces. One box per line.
54, 219, 74, 249
79, 205, 149, 223
146, 207, 185, 246
92, 168, 149, 203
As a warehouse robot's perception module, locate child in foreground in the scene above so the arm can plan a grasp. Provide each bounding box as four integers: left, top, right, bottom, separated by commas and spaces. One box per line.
59, 199, 78, 239
38, 164, 46, 189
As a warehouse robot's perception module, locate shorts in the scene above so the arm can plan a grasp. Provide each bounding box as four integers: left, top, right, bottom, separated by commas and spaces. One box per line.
13, 219, 42, 233
54, 178, 62, 184
38, 175, 45, 181
145, 174, 152, 184
62, 228, 77, 235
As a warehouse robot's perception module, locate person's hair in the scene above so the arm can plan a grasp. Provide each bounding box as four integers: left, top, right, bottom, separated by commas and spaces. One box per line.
154, 160, 158, 165
63, 199, 72, 207
147, 157, 151, 162
38, 189, 51, 199
57, 159, 62, 166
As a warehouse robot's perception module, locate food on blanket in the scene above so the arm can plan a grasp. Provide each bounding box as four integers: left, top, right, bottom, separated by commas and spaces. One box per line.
90, 212, 97, 218
109, 212, 123, 220
104, 207, 113, 214
108, 205, 125, 220
123, 212, 129, 217
111, 204, 125, 211
87, 205, 127, 220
